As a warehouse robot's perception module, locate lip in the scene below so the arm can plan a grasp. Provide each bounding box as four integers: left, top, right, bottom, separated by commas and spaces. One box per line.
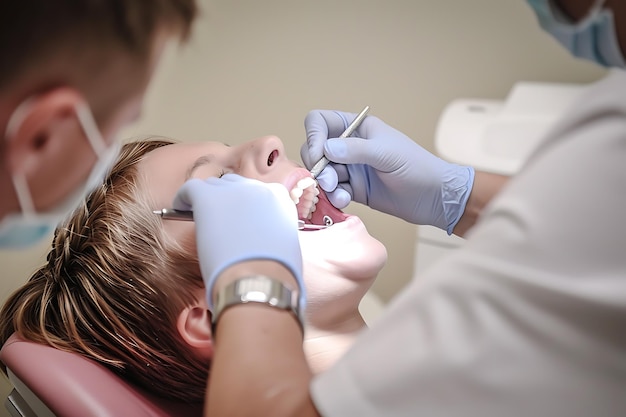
282, 167, 314, 192
299, 214, 361, 232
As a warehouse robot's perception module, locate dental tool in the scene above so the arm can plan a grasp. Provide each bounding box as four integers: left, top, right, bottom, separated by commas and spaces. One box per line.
309, 105, 370, 179
153, 208, 329, 230
153, 208, 194, 221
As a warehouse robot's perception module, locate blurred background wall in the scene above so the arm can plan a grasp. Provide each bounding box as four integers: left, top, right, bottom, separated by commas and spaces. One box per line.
0, 0, 606, 414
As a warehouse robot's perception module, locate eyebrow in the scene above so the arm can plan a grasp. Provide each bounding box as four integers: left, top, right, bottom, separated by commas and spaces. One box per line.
185, 155, 213, 181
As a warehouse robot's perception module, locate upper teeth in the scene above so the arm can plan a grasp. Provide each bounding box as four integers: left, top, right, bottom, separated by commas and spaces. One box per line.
290, 177, 319, 219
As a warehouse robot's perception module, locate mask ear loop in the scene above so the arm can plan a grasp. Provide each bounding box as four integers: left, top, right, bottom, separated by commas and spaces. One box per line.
74, 102, 107, 156
10, 174, 36, 216
73, 102, 121, 196
4, 97, 35, 142
5, 97, 37, 216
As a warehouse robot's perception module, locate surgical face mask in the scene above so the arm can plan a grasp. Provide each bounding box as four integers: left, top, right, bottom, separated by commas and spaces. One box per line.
0, 99, 121, 248
527, 0, 625, 68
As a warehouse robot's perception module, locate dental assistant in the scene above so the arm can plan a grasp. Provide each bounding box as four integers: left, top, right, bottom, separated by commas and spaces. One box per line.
0, 1, 197, 249
175, 0, 626, 416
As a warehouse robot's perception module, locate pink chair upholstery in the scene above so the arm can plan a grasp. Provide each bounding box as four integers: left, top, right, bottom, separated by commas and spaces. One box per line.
1, 333, 203, 417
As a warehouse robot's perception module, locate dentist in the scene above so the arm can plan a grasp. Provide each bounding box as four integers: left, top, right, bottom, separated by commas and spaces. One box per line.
177, 0, 626, 416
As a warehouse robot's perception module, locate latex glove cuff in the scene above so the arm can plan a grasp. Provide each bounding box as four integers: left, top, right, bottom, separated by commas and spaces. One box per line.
442, 166, 475, 235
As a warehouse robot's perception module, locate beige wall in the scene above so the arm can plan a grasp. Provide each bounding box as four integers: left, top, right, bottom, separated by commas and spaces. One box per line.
0, 0, 606, 414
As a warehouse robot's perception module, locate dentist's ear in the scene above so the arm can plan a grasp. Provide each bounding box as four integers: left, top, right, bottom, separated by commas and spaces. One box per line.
176, 293, 214, 360
4, 87, 98, 211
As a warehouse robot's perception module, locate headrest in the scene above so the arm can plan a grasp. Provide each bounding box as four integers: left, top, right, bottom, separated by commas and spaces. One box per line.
0, 333, 203, 417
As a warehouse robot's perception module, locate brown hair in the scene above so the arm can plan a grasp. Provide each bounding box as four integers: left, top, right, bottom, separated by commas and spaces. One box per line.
0, 0, 198, 89
0, 138, 209, 403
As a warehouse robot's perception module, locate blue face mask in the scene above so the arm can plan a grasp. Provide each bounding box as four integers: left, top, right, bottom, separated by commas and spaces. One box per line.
0, 99, 120, 249
526, 0, 625, 68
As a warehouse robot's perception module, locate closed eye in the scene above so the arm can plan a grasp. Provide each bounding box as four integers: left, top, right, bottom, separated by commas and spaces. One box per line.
186, 156, 213, 181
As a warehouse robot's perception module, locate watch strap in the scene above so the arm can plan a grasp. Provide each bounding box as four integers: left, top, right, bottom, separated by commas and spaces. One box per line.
212, 275, 303, 336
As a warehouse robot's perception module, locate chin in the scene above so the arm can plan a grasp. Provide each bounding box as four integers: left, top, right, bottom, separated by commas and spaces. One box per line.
299, 215, 387, 281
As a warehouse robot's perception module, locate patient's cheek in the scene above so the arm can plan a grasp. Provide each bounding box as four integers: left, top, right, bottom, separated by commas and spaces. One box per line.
163, 221, 197, 251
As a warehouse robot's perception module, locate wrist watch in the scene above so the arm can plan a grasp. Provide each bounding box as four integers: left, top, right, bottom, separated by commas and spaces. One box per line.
212, 275, 304, 336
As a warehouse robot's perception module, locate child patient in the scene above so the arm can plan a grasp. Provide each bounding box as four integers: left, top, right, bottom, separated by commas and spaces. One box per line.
0, 136, 387, 403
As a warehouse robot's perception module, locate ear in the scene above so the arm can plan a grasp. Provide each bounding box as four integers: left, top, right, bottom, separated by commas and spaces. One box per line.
176, 293, 213, 360
4, 87, 99, 211
5, 87, 85, 176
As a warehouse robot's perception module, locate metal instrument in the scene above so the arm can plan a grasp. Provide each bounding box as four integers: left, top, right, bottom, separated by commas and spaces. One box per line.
153, 208, 329, 230
309, 105, 370, 178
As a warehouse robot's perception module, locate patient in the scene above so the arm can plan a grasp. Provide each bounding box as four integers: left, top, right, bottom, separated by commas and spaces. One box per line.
0, 136, 387, 403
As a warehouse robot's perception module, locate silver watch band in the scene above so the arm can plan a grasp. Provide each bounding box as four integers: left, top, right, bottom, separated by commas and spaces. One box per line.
212, 275, 303, 335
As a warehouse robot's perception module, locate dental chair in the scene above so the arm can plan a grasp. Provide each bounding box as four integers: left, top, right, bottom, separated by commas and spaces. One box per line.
0, 333, 203, 417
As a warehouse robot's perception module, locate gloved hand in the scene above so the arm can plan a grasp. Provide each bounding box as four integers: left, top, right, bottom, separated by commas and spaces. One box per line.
301, 110, 475, 234
173, 174, 304, 309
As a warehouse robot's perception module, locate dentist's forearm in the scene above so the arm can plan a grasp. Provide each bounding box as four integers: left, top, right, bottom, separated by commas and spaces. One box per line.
205, 261, 320, 417
452, 171, 509, 237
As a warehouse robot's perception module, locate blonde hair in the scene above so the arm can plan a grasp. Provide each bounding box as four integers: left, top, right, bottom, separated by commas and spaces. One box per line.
0, 138, 208, 403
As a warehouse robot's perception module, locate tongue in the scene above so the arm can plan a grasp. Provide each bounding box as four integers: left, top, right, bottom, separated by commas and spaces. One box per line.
307, 188, 348, 226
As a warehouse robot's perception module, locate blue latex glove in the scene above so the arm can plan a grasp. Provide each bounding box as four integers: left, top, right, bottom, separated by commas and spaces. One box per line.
301, 110, 475, 234
173, 174, 304, 310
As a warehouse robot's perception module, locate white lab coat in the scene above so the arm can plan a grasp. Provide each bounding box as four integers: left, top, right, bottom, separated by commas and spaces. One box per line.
311, 70, 626, 416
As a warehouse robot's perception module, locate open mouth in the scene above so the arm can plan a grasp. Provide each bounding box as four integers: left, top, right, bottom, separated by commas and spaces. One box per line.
289, 177, 348, 229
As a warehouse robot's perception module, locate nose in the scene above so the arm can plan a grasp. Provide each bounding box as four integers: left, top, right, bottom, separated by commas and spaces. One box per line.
236, 135, 289, 179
